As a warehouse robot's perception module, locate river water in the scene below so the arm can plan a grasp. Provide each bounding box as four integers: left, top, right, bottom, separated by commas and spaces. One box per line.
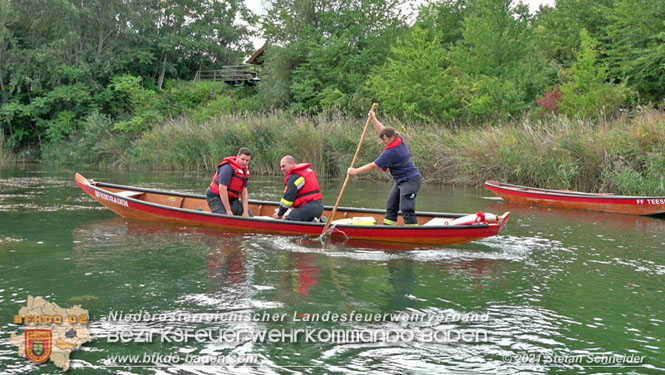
0, 165, 664, 374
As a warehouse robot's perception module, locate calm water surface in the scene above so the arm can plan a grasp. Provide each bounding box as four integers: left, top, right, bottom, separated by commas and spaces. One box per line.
1, 165, 664, 374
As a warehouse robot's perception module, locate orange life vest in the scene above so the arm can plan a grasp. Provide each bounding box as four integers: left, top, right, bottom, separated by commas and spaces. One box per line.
285, 163, 323, 207
209, 157, 250, 199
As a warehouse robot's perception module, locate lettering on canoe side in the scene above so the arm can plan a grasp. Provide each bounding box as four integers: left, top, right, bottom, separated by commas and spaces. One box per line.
637, 198, 665, 205
95, 190, 129, 207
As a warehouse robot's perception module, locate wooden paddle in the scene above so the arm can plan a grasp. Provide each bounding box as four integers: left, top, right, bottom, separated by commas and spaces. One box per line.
321, 103, 378, 236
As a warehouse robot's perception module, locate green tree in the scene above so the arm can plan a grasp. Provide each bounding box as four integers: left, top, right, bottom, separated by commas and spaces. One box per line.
117, 0, 254, 90
367, 27, 467, 123
414, 0, 467, 45
559, 29, 630, 119
532, 0, 615, 68
0, 0, 17, 105
260, 0, 406, 114
1, 0, 255, 151
450, 0, 551, 121
364, 1, 469, 123
603, 0, 665, 103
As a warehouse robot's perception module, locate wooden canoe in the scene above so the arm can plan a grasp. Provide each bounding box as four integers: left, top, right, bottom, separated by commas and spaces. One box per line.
485, 180, 665, 215
75, 173, 510, 245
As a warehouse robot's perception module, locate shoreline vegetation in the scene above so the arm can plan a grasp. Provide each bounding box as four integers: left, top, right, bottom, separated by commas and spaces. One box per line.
20, 104, 665, 196
3, 1, 665, 195
0, 133, 12, 167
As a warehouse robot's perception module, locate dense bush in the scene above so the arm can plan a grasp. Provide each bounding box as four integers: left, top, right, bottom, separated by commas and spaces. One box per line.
559, 30, 631, 120
42, 111, 133, 167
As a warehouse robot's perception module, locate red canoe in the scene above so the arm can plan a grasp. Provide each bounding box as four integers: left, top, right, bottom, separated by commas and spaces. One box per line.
485, 180, 665, 215
75, 173, 510, 245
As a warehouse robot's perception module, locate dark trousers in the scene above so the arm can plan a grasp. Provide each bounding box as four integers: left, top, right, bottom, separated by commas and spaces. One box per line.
385, 175, 421, 225
207, 193, 253, 216
286, 200, 324, 222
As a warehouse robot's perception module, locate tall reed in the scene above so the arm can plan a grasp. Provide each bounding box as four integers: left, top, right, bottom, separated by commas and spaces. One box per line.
433, 109, 665, 194
0, 132, 13, 167
130, 111, 387, 178
47, 107, 665, 195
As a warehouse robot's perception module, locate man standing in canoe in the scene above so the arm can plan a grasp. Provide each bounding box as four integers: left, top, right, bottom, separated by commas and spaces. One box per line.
347, 108, 422, 226
273, 155, 324, 222
206, 147, 253, 217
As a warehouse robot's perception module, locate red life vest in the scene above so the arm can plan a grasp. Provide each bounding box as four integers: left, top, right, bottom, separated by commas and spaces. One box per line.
285, 163, 323, 207
209, 157, 250, 199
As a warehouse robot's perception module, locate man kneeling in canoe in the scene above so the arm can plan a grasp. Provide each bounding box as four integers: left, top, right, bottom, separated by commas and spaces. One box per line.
273, 155, 324, 222
206, 147, 253, 217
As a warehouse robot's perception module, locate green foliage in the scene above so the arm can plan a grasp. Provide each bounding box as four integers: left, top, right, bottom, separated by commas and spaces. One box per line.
559, 30, 630, 119
414, 0, 467, 45
448, 0, 551, 122
465, 76, 523, 122
110, 75, 161, 132
604, 0, 665, 103
532, 0, 615, 68
0, 0, 254, 150
367, 27, 465, 123
256, 47, 296, 110
193, 96, 236, 123
41, 111, 133, 166
261, 0, 406, 114
161, 80, 231, 119
236, 94, 265, 113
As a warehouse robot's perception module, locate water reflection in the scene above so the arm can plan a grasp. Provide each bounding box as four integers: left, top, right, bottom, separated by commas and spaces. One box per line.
486, 200, 665, 234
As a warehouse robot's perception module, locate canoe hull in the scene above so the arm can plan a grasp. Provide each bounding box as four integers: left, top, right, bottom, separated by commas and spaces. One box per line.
76, 174, 509, 246
485, 180, 665, 215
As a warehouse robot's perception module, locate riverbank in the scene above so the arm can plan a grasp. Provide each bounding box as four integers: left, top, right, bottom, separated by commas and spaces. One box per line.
0, 133, 13, 167
43, 108, 665, 196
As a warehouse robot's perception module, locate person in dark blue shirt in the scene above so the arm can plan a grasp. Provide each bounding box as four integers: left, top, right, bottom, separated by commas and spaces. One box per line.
347, 108, 422, 225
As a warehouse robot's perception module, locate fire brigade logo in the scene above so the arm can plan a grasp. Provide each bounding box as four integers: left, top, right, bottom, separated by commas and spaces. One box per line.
25, 330, 52, 363
11, 296, 92, 370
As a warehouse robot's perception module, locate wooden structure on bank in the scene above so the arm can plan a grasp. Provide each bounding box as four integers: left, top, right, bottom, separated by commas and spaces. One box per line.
193, 44, 267, 86
193, 65, 261, 85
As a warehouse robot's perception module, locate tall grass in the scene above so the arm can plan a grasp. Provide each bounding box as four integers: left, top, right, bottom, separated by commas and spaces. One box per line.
45, 107, 665, 195
435, 109, 665, 195
132, 108, 665, 194
130, 111, 387, 178
0, 132, 13, 166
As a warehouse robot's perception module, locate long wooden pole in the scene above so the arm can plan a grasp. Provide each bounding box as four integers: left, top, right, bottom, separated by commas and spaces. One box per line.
321, 103, 378, 236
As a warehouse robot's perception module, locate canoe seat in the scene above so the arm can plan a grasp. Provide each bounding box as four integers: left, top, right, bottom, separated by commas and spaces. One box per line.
331, 217, 377, 226
164, 196, 184, 208
423, 218, 450, 226
116, 190, 143, 198
331, 218, 353, 225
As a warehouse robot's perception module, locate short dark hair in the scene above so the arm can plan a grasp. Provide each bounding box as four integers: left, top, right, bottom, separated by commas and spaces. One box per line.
237, 147, 251, 156
379, 127, 399, 140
